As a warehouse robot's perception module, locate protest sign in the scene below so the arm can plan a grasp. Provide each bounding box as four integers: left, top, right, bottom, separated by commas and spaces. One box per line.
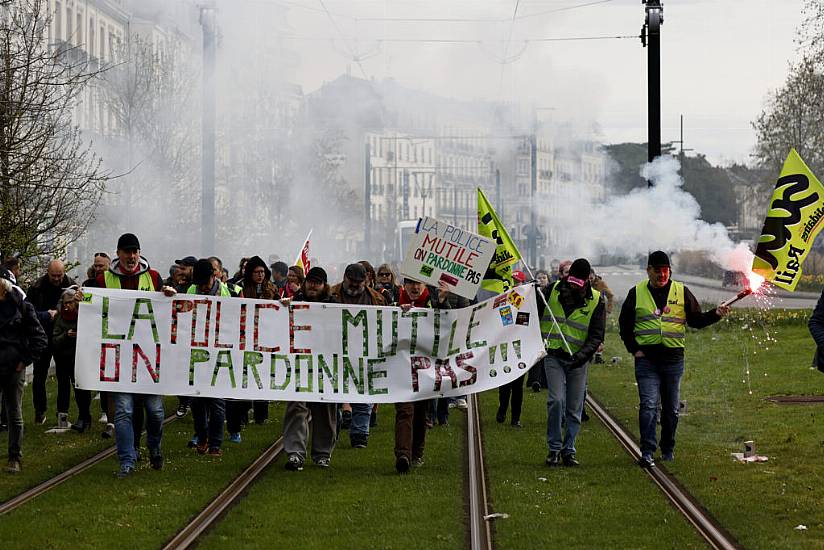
75, 285, 545, 403
399, 216, 496, 300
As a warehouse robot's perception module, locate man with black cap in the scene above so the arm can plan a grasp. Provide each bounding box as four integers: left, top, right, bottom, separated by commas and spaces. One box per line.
329, 263, 387, 448
173, 256, 197, 292
619, 251, 730, 468
282, 266, 339, 470
540, 258, 606, 467
90, 233, 173, 477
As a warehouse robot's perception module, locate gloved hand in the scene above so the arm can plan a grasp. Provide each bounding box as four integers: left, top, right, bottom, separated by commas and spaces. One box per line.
569, 353, 587, 369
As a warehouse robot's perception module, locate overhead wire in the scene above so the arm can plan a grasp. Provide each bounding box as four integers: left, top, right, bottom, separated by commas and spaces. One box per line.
317, 0, 371, 79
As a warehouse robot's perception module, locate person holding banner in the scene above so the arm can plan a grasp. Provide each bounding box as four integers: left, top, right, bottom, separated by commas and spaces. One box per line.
394, 278, 451, 473
91, 233, 174, 478
230, 255, 276, 432
282, 267, 339, 470
329, 263, 387, 448
619, 251, 730, 468
541, 259, 605, 467
186, 259, 233, 456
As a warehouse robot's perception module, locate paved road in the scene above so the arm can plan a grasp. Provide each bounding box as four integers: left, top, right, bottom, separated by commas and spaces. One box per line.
593, 265, 820, 310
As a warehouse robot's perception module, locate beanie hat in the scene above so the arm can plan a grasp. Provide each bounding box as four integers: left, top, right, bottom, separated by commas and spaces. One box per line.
192, 259, 215, 285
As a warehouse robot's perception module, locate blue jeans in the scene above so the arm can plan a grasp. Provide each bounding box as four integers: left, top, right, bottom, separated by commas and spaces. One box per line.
113, 392, 164, 470
545, 355, 588, 455
635, 355, 684, 457
191, 397, 225, 449
350, 403, 372, 439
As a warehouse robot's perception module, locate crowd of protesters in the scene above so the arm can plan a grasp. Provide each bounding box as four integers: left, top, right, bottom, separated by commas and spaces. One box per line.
0, 232, 729, 478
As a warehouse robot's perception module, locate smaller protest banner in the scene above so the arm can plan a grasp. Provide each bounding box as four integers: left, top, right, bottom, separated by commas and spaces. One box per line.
399, 216, 496, 300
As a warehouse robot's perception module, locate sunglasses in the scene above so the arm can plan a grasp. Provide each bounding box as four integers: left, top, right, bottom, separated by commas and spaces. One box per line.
94, 252, 110, 259
377, 272, 391, 277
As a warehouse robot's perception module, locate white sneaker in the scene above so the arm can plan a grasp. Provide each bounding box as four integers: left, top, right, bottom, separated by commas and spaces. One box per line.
98, 413, 108, 423
57, 413, 70, 429
453, 398, 468, 410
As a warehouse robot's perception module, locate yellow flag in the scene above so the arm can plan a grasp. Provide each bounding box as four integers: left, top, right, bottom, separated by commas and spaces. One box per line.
477, 188, 522, 293
752, 149, 824, 291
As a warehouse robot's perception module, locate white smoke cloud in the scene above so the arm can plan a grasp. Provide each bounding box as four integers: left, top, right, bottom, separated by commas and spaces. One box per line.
576, 155, 754, 272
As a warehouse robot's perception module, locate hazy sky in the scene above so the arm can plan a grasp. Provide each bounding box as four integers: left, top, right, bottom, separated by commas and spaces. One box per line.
275, 0, 803, 165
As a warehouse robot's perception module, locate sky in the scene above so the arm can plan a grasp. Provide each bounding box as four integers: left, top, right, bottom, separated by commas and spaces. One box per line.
273, 0, 804, 166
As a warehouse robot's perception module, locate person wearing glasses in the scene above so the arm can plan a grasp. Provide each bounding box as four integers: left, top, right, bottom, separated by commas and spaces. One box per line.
375, 264, 400, 304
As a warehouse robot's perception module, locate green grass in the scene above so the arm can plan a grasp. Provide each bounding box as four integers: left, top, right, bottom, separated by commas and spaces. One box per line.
479, 389, 706, 549
0, 402, 285, 548
592, 309, 824, 549
198, 406, 466, 549
0, 377, 112, 502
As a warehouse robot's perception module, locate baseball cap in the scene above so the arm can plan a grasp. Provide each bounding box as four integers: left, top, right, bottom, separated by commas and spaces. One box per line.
116, 233, 140, 251
344, 263, 367, 282
175, 256, 197, 267
306, 267, 328, 284
647, 251, 671, 268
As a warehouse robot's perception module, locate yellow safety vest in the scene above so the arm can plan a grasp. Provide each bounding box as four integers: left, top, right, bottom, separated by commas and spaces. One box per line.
104, 270, 155, 291
634, 280, 686, 348
545, 285, 601, 354
187, 282, 232, 297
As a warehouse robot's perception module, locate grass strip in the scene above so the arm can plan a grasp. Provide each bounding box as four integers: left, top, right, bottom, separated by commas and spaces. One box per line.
0, 402, 284, 548
479, 388, 706, 548
198, 406, 466, 549
0, 378, 113, 502
591, 309, 824, 549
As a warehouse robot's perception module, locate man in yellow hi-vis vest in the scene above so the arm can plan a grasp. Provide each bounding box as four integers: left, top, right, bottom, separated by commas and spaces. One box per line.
86, 233, 176, 478
619, 251, 730, 468
540, 258, 605, 467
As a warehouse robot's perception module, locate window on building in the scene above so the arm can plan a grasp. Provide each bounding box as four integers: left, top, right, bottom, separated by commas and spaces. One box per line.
66, 6, 72, 45
76, 12, 83, 46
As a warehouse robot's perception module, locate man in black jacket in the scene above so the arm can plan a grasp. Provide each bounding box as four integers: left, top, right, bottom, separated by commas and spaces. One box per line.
26, 259, 76, 424
0, 268, 48, 473
619, 251, 729, 467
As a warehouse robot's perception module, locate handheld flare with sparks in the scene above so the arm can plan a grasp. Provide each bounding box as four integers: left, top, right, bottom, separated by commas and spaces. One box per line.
720, 272, 765, 307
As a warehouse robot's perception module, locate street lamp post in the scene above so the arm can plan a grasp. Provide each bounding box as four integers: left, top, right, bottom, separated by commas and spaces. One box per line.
642, 0, 664, 183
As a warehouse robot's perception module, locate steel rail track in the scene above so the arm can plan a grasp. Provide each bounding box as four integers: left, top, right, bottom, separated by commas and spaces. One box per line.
466, 393, 493, 550
162, 436, 284, 550
0, 414, 178, 516
586, 394, 741, 550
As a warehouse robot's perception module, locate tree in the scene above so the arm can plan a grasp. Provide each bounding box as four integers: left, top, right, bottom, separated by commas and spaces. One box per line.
92, 33, 200, 250
753, 0, 824, 177
0, 0, 107, 263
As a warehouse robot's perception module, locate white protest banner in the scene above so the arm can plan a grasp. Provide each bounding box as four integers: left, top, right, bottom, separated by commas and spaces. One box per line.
75, 285, 545, 403
399, 216, 496, 300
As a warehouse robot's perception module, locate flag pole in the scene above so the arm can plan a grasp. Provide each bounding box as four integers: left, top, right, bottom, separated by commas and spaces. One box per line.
477, 187, 573, 356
